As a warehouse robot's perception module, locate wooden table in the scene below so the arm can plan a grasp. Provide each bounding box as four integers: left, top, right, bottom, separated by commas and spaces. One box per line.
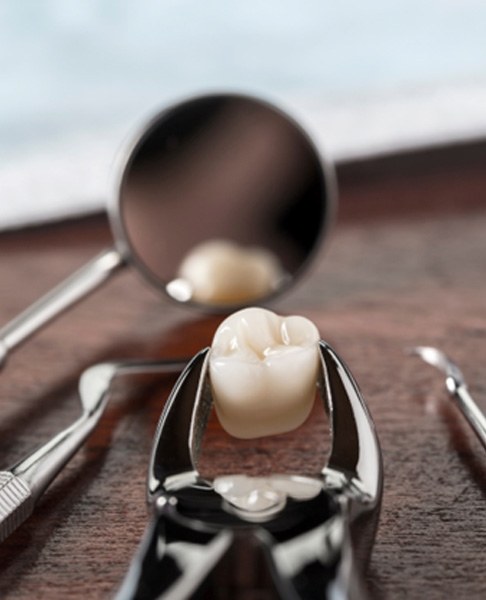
1, 140, 485, 599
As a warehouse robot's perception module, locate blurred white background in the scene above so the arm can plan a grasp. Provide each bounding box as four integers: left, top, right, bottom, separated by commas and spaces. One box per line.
1, 0, 486, 228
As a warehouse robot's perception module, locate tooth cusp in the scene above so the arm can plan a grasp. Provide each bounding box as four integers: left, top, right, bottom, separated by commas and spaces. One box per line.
209, 307, 320, 439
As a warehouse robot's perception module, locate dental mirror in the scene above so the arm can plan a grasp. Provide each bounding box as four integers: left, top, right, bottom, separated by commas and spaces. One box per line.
0, 92, 335, 364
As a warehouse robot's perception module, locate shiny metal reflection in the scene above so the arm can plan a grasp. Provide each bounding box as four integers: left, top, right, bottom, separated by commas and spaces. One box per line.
413, 346, 486, 451
117, 341, 383, 599
0, 359, 187, 542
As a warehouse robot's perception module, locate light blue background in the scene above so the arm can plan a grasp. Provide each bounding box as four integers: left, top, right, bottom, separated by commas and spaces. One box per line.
1, 1, 485, 225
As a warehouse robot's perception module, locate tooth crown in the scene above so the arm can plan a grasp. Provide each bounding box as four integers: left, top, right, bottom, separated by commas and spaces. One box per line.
209, 307, 320, 439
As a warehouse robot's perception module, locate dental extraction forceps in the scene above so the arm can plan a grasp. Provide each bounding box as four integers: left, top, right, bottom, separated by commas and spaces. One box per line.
115, 341, 383, 599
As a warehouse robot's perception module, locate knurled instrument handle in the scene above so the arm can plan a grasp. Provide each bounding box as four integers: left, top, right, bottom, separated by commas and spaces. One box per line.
0, 471, 34, 543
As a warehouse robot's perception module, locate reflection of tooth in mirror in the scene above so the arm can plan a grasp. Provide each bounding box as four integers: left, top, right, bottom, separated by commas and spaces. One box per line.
209, 307, 320, 439
118, 93, 332, 309
0, 92, 334, 378
170, 238, 285, 305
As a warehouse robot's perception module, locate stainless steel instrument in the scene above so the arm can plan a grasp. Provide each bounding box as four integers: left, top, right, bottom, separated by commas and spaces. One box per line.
412, 346, 486, 450
0, 359, 186, 542
116, 341, 383, 599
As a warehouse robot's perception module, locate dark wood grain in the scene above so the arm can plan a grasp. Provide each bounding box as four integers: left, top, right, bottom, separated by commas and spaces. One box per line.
1, 141, 486, 599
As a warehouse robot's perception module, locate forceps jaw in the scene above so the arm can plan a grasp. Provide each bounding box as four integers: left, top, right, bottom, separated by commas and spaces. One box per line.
137, 340, 383, 598
318, 341, 383, 570
318, 341, 382, 506
147, 348, 211, 500
148, 342, 383, 507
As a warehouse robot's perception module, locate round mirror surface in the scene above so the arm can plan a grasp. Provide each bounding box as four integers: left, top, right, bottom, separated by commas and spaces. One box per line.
114, 93, 334, 309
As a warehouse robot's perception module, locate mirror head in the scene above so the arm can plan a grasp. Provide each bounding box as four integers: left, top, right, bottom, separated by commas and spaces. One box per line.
111, 93, 336, 311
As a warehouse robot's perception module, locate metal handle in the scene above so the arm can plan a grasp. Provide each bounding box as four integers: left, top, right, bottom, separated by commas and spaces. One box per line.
11, 413, 101, 501
0, 414, 101, 543
453, 385, 486, 450
0, 472, 34, 543
0, 247, 124, 361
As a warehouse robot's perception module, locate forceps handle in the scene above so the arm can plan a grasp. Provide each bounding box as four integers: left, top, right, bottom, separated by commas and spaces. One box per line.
0, 248, 123, 362
453, 385, 486, 450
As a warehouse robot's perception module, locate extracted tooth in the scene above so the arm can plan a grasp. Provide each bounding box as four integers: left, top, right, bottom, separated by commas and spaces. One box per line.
209, 307, 320, 439
177, 239, 284, 305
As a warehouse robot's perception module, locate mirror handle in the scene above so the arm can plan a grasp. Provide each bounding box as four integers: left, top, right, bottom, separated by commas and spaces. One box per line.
0, 248, 123, 362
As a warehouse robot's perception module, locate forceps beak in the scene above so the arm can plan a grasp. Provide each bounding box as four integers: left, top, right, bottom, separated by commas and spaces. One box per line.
320, 341, 383, 503
146, 343, 384, 505
147, 348, 212, 499
318, 341, 383, 572
119, 341, 383, 599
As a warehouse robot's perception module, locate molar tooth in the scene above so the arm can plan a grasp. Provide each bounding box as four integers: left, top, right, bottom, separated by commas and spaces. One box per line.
209, 307, 320, 439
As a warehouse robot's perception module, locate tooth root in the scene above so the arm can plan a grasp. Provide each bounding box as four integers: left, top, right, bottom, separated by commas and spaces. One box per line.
209, 307, 320, 439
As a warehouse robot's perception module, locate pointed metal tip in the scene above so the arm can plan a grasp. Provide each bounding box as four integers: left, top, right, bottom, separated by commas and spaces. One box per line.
410, 345, 465, 391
